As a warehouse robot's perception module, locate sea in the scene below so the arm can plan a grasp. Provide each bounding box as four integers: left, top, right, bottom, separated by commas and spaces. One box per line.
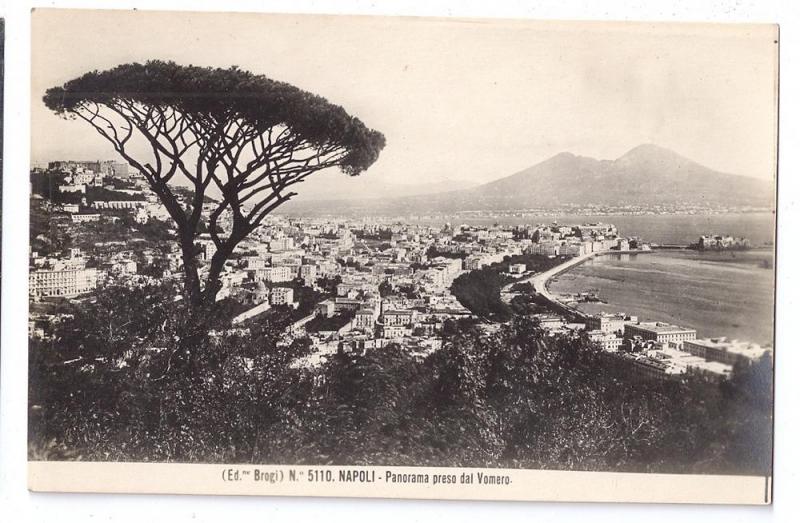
548, 246, 775, 345
417, 211, 776, 344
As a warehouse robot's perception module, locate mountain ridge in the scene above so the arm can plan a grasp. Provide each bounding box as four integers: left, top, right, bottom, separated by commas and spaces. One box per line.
281, 144, 773, 215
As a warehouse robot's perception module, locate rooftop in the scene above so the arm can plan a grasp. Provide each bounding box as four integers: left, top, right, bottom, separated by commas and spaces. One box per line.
627, 321, 696, 334
686, 337, 771, 358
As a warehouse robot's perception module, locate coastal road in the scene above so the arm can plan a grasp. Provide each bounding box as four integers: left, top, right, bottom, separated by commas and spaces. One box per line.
529, 251, 600, 302
501, 251, 602, 312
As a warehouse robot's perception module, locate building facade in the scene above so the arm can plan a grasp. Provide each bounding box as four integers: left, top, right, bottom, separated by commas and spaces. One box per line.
29, 268, 99, 298
624, 322, 697, 344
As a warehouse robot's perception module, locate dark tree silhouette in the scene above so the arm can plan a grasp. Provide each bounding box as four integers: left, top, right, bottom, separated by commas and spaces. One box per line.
44, 61, 385, 306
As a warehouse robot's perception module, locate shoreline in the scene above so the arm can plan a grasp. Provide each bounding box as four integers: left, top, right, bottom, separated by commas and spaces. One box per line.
509, 251, 604, 319
538, 249, 773, 344
528, 246, 772, 313
509, 249, 655, 320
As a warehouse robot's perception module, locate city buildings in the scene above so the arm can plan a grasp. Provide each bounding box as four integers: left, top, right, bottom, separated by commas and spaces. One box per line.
28, 162, 770, 384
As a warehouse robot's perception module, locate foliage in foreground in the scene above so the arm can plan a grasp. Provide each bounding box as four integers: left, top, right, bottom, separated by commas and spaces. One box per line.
29, 287, 772, 475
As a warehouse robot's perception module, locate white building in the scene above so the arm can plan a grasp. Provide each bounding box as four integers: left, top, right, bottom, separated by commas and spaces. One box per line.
624, 321, 697, 344
586, 313, 627, 334
682, 338, 771, 366
509, 263, 526, 274
269, 237, 295, 252
71, 213, 101, 223
29, 268, 99, 298
269, 286, 295, 306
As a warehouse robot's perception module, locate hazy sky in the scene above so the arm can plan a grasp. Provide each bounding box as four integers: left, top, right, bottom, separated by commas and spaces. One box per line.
32, 9, 778, 199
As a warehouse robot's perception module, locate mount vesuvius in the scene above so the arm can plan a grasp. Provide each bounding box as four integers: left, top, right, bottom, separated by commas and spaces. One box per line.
282, 144, 774, 214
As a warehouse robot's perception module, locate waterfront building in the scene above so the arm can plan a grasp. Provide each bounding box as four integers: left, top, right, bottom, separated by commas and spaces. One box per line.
628, 346, 734, 382
627, 356, 683, 381
682, 338, 771, 366
623, 321, 697, 344
586, 313, 626, 334
686, 359, 734, 381
578, 223, 618, 239
698, 235, 751, 250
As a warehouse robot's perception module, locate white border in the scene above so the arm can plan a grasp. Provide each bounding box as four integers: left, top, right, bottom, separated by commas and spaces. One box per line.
27, 462, 772, 504
2, 1, 799, 522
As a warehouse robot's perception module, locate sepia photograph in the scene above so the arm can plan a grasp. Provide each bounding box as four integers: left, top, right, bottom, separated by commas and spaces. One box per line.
27, 8, 777, 503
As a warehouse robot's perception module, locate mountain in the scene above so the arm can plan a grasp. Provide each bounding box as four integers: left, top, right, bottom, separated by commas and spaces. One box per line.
453, 144, 772, 210
281, 144, 774, 215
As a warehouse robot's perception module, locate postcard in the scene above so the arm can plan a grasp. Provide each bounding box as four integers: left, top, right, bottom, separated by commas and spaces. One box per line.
28, 8, 777, 504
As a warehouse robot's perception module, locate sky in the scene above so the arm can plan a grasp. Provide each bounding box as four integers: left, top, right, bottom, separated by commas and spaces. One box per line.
31, 9, 778, 200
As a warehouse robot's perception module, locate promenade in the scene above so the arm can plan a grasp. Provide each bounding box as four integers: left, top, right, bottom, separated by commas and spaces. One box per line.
530, 251, 600, 302
501, 251, 603, 318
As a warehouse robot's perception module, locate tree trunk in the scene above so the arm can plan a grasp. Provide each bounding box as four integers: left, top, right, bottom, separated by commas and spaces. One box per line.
200, 245, 231, 306
179, 232, 203, 307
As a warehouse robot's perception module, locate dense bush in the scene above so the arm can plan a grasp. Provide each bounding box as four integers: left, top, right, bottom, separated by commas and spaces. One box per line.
451, 268, 511, 321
